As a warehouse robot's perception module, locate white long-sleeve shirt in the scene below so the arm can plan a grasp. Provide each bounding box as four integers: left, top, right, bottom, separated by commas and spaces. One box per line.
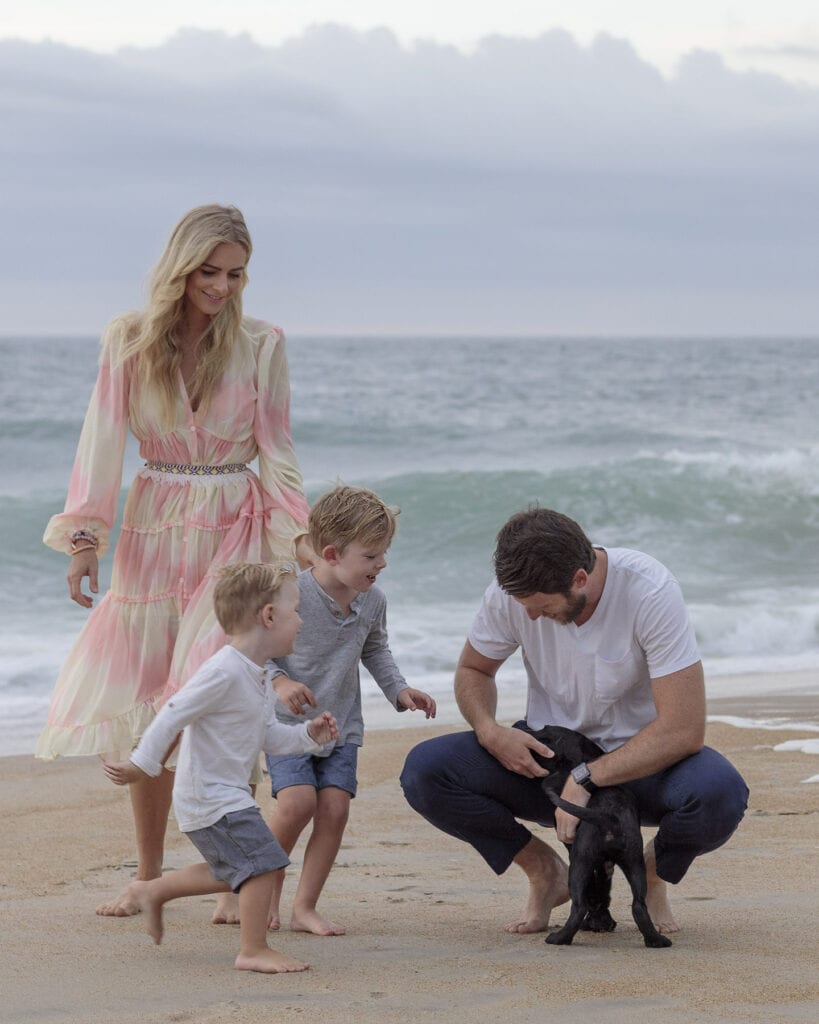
130, 644, 321, 832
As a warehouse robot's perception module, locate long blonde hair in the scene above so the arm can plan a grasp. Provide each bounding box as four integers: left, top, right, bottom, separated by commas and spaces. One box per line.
119, 204, 253, 424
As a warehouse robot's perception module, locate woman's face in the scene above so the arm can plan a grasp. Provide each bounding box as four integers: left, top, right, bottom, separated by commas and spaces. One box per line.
184, 242, 247, 325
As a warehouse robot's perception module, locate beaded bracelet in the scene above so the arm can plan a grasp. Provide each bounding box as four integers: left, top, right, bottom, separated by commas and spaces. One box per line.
71, 529, 98, 546
70, 529, 99, 554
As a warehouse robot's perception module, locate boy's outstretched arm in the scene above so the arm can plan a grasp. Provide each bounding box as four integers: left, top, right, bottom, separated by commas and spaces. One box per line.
306, 711, 339, 746
102, 760, 151, 786
272, 674, 317, 715
397, 688, 437, 719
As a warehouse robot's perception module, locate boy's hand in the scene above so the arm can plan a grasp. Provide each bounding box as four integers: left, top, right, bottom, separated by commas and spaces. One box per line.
397, 688, 437, 719
273, 676, 317, 715
307, 711, 339, 746
102, 759, 150, 786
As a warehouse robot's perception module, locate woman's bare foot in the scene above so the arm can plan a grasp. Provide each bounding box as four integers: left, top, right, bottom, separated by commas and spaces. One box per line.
95, 889, 143, 917
212, 892, 241, 925
234, 948, 309, 973
126, 880, 165, 943
506, 836, 569, 933
290, 907, 346, 936
644, 840, 680, 934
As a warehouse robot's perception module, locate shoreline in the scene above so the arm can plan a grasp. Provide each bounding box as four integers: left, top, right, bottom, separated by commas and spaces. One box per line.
2, 716, 817, 1023
4, 668, 818, 760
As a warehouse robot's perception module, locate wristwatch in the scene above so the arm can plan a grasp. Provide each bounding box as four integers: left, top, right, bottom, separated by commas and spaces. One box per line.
570, 762, 598, 794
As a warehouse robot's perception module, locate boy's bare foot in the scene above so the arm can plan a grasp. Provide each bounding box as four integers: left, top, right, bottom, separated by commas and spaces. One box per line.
644, 841, 680, 934
234, 948, 310, 973
290, 908, 346, 936
267, 908, 282, 930
212, 892, 241, 925
95, 889, 142, 917
506, 836, 569, 933
126, 880, 164, 944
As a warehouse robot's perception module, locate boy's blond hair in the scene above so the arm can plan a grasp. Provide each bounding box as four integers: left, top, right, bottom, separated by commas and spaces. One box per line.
213, 561, 295, 634
308, 485, 399, 555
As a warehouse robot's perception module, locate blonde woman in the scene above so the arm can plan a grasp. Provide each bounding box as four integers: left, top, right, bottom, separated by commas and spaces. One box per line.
38, 205, 311, 916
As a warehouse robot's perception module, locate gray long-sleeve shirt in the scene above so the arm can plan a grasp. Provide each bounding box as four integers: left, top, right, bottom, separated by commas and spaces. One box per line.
270, 569, 407, 747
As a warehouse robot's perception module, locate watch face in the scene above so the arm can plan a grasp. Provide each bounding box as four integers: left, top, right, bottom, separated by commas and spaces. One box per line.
572, 764, 590, 784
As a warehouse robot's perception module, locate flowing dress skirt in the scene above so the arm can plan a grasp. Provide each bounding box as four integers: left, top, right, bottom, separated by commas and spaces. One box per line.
36, 464, 292, 760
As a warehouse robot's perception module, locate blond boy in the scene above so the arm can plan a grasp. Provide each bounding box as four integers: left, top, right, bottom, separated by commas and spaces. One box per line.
103, 562, 338, 973
216, 485, 436, 935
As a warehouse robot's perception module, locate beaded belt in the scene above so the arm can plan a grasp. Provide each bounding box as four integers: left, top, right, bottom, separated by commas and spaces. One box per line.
145, 461, 247, 476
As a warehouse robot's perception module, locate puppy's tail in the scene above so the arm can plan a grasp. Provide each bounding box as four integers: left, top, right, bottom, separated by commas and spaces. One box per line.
546, 789, 617, 830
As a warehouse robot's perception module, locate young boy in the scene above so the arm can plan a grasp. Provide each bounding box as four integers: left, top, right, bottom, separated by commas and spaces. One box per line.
217, 484, 436, 936
103, 562, 338, 974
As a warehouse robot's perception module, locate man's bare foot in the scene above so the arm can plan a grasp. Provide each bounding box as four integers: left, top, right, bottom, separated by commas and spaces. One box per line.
644, 840, 680, 934
212, 892, 240, 925
95, 889, 142, 917
290, 908, 346, 936
234, 948, 309, 973
126, 880, 164, 943
506, 836, 569, 933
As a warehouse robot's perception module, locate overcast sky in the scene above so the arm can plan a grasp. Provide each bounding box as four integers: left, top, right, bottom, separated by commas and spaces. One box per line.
4, 2, 819, 335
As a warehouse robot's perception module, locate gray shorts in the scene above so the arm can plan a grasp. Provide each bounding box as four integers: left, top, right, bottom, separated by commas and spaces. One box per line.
266, 743, 359, 798
186, 806, 289, 893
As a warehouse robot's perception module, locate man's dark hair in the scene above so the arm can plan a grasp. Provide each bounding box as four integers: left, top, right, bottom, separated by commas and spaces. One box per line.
493, 507, 596, 596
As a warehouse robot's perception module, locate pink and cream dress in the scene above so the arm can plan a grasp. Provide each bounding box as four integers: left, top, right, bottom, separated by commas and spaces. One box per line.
37, 316, 309, 760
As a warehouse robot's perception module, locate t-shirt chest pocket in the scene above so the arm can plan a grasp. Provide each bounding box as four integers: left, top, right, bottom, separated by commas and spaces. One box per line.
593, 649, 642, 704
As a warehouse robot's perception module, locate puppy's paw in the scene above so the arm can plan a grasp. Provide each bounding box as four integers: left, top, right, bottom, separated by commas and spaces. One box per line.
582, 908, 617, 932
644, 933, 673, 948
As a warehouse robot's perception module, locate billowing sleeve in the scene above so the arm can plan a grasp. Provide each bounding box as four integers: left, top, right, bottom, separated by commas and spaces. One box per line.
42, 319, 132, 557
254, 326, 310, 551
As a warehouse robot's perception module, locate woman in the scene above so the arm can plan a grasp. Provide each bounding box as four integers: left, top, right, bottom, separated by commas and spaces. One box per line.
38, 204, 311, 916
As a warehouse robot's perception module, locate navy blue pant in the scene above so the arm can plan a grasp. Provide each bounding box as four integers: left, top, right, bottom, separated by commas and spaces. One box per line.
400, 730, 748, 884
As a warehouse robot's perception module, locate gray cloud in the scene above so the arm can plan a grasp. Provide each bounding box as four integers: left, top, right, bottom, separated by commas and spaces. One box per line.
738, 44, 819, 62
2, 26, 819, 334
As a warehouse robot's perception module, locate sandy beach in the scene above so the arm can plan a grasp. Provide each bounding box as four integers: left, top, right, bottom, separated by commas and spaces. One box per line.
2, 705, 817, 1024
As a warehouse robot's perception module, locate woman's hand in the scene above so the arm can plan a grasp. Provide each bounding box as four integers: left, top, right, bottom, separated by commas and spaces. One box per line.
68, 549, 99, 607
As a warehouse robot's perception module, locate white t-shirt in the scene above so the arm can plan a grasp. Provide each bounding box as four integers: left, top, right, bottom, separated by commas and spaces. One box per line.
130, 644, 322, 832
468, 547, 700, 751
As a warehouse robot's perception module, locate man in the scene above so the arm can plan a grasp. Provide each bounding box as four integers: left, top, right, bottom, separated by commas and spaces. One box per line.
400, 508, 748, 934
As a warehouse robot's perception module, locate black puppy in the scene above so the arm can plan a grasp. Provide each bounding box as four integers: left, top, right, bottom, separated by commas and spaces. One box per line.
521, 723, 672, 949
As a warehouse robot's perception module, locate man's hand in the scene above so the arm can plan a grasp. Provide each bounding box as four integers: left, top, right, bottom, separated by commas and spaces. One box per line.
478, 723, 554, 779
273, 676, 317, 715
307, 711, 339, 746
397, 687, 437, 719
102, 759, 149, 786
554, 776, 591, 844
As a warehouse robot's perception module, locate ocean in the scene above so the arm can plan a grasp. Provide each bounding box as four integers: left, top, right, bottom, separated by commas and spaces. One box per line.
2, 335, 818, 756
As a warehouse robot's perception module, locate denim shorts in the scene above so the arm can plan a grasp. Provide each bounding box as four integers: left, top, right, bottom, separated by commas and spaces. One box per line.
266, 742, 359, 798
186, 805, 289, 893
